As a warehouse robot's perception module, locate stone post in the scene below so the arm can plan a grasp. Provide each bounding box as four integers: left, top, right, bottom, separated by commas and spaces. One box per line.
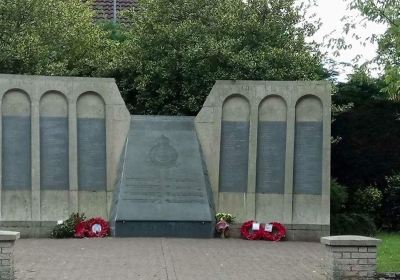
0, 231, 20, 280
321, 235, 381, 280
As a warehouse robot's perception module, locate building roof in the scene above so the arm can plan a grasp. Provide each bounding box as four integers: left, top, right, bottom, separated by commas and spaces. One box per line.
93, 0, 137, 22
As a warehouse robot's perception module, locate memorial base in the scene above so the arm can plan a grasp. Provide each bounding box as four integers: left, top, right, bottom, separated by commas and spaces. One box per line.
114, 221, 214, 238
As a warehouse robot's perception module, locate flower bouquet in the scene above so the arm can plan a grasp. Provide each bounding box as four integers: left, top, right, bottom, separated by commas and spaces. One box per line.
215, 212, 235, 238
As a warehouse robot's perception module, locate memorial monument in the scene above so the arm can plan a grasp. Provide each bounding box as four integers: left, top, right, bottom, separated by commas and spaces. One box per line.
0, 74, 331, 240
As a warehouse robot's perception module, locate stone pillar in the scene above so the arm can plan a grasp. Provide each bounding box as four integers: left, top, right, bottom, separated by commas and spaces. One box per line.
0, 231, 20, 280
321, 235, 381, 280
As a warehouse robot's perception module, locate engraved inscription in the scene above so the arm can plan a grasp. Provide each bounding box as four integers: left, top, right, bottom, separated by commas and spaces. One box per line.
256, 122, 286, 194
123, 177, 206, 204
219, 121, 249, 192
114, 116, 213, 224
294, 122, 323, 194
149, 135, 178, 167
2, 116, 31, 189
77, 118, 106, 191
40, 117, 69, 190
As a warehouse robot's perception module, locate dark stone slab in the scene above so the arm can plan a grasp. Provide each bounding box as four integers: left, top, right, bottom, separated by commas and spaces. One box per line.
115, 221, 213, 238
77, 118, 106, 191
2, 116, 31, 190
112, 116, 214, 237
294, 122, 323, 194
40, 117, 69, 190
256, 121, 286, 194
219, 121, 249, 192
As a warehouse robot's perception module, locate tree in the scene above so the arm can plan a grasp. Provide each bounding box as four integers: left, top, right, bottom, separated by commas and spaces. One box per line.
116, 0, 328, 115
333, 67, 386, 106
350, 0, 400, 100
0, 0, 116, 76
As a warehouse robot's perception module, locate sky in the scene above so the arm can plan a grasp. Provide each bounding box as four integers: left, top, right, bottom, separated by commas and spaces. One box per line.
297, 0, 387, 81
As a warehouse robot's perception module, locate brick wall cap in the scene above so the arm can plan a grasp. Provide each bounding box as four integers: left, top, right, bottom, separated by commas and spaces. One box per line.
0, 231, 20, 241
321, 235, 381, 246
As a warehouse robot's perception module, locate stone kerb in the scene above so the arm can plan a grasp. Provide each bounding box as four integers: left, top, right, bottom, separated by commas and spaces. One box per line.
321, 235, 381, 280
0, 231, 20, 280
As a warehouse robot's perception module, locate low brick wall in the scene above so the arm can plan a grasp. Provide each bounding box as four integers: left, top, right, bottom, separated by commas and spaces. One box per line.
321, 235, 381, 280
0, 231, 20, 280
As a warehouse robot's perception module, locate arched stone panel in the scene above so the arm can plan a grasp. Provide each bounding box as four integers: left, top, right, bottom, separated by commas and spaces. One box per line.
40, 91, 69, 190
294, 95, 323, 194
256, 96, 287, 194
1, 90, 32, 220
2, 90, 31, 189
219, 95, 250, 192
77, 92, 106, 191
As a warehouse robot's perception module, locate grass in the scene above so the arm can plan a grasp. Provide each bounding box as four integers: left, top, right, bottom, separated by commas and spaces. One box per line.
377, 232, 400, 272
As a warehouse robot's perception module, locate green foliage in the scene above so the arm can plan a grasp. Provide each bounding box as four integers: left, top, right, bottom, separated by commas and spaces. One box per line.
215, 212, 235, 224
51, 212, 86, 239
330, 179, 379, 235
331, 213, 377, 236
333, 69, 386, 107
352, 186, 383, 224
116, 0, 327, 115
0, 0, 116, 76
330, 179, 348, 215
332, 99, 400, 188
383, 175, 400, 230
350, 0, 400, 100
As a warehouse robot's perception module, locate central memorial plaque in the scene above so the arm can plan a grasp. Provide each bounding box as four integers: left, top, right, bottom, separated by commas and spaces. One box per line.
111, 116, 214, 237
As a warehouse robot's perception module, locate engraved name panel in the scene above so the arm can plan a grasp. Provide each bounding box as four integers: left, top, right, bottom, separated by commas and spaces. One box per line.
2, 116, 31, 189
219, 121, 249, 192
294, 122, 323, 194
77, 118, 106, 191
256, 121, 287, 194
40, 117, 69, 190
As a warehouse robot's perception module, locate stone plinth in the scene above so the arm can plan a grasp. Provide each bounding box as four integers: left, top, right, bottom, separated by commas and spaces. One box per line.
0, 231, 20, 280
321, 235, 381, 280
110, 116, 214, 237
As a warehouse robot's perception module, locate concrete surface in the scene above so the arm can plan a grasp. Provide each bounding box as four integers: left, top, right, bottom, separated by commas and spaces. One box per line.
321, 235, 382, 246
14, 238, 326, 280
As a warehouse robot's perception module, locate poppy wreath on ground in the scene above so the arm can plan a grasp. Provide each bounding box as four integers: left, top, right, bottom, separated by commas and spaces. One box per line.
240, 220, 265, 240
263, 222, 286, 241
74, 217, 110, 238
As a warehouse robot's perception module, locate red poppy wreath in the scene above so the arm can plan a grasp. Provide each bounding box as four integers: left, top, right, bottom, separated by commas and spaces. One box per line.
75, 217, 110, 238
263, 222, 286, 241
240, 220, 265, 240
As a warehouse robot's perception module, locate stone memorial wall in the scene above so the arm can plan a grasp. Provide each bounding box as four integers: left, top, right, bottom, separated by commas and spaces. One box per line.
195, 81, 331, 240
0, 76, 330, 240
0, 74, 130, 236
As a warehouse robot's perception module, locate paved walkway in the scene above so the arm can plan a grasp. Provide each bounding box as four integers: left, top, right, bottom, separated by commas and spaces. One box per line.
14, 238, 327, 280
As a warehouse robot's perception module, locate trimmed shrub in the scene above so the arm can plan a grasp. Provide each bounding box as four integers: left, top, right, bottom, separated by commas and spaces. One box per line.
383, 175, 400, 230
331, 179, 348, 215
352, 186, 383, 224
331, 213, 377, 236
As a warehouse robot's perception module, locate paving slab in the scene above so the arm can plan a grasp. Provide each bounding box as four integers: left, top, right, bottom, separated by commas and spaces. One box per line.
14, 238, 326, 280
